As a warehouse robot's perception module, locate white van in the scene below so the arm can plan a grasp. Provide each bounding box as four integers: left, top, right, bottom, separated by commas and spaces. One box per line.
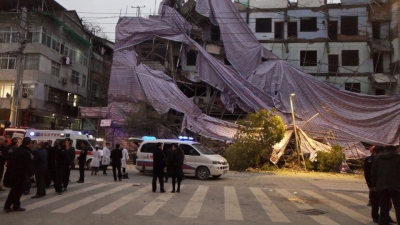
5, 128, 100, 169
135, 139, 229, 180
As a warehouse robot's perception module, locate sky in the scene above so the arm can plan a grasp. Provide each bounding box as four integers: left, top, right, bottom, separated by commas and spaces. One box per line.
56, 0, 162, 42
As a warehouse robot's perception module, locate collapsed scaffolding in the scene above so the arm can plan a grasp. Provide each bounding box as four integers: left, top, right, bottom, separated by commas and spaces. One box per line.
80, 0, 400, 162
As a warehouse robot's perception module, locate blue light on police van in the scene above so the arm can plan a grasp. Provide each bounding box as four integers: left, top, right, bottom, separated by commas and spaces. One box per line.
142, 136, 156, 141
179, 136, 194, 141
29, 132, 35, 136
188, 137, 194, 141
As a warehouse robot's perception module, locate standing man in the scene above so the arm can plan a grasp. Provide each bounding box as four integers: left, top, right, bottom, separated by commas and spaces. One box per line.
32, 142, 47, 198
63, 138, 75, 191
372, 145, 400, 225
76, 142, 88, 183
0, 136, 7, 191
54, 140, 69, 195
45, 140, 56, 188
110, 144, 123, 182
101, 143, 111, 175
152, 143, 165, 193
3, 137, 32, 212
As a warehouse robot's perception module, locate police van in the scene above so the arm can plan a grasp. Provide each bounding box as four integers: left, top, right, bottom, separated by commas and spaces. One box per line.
135, 137, 229, 180
3, 128, 100, 169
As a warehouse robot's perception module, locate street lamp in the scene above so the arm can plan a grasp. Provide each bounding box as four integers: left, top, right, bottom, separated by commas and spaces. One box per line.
290, 93, 301, 166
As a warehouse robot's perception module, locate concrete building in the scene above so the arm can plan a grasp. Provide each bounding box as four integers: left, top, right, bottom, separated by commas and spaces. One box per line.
235, 0, 399, 95
0, 0, 113, 129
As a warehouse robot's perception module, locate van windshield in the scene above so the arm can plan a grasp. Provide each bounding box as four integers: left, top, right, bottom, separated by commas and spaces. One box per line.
192, 144, 215, 155
88, 139, 97, 149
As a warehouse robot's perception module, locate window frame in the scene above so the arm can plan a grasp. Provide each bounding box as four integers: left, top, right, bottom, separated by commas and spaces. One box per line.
51, 61, 60, 77
300, 51, 318, 67
300, 17, 318, 32
341, 50, 359, 66
255, 18, 272, 33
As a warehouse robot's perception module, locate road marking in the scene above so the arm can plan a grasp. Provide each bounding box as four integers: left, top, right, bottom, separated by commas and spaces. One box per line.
225, 186, 243, 220
136, 186, 183, 216
52, 183, 131, 213
355, 192, 368, 199
19, 183, 82, 202
303, 190, 370, 224
25, 183, 110, 211
93, 185, 152, 214
276, 189, 338, 225
250, 188, 290, 223
330, 191, 396, 220
180, 185, 209, 218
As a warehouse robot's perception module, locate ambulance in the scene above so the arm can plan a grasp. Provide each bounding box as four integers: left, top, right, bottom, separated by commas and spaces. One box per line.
135, 137, 229, 180
3, 128, 100, 169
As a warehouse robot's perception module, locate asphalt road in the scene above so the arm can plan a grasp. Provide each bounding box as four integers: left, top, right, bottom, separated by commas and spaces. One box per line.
0, 165, 391, 225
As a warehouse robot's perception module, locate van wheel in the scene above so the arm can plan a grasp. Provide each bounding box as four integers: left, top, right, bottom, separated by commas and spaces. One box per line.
196, 167, 210, 180
144, 166, 152, 176
212, 175, 221, 179
86, 159, 92, 170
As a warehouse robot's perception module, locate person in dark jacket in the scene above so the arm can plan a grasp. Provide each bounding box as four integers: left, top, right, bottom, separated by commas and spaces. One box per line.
54, 140, 70, 195
163, 146, 169, 183
0, 136, 7, 191
45, 140, 56, 188
152, 143, 166, 193
63, 138, 75, 190
371, 145, 400, 225
3, 138, 18, 188
3, 137, 32, 212
167, 144, 184, 193
76, 141, 88, 183
110, 144, 123, 182
32, 142, 48, 198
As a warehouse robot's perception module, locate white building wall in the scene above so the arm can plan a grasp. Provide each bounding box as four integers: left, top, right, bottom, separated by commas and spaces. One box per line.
329, 8, 370, 36
238, 0, 287, 9
298, 0, 325, 7
287, 9, 327, 39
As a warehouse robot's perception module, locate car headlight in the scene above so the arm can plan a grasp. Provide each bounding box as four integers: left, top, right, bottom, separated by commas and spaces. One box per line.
212, 161, 222, 165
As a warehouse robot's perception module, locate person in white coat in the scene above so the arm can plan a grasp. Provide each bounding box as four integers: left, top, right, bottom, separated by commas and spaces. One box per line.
102, 143, 111, 175
121, 146, 129, 174
91, 145, 101, 175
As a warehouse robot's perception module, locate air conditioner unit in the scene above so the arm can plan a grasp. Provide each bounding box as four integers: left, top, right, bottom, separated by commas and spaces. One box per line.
61, 78, 68, 85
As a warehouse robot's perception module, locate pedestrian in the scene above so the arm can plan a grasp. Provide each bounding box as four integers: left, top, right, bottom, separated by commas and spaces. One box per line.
152, 142, 165, 193
91, 145, 101, 175
32, 142, 47, 198
76, 141, 88, 183
371, 145, 400, 225
163, 145, 168, 183
54, 140, 70, 195
45, 140, 56, 188
121, 145, 129, 174
63, 138, 75, 191
3, 137, 32, 212
3, 138, 19, 188
167, 143, 184, 193
101, 143, 111, 175
24, 141, 35, 195
110, 144, 123, 182
0, 136, 7, 191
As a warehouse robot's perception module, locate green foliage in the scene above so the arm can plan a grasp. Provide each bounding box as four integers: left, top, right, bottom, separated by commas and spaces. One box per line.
124, 103, 167, 136
225, 109, 285, 171
305, 145, 344, 172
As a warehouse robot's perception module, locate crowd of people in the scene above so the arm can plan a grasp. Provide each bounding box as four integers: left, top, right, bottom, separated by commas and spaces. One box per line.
364, 145, 400, 225
0, 137, 186, 213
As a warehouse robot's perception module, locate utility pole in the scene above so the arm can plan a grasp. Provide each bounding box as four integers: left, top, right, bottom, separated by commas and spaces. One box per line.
9, 7, 27, 127
131, 6, 145, 17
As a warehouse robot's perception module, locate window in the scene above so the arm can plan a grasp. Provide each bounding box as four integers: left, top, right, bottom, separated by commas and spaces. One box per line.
41, 27, 52, 48
27, 27, 40, 43
51, 62, 60, 77
81, 75, 87, 88
91, 58, 103, 73
0, 82, 14, 98
328, 21, 338, 41
25, 54, 40, 70
341, 16, 358, 35
287, 22, 297, 38
300, 17, 317, 32
71, 71, 79, 84
192, 144, 215, 155
0, 27, 18, 43
186, 51, 197, 66
0, 54, 16, 69
83, 52, 88, 66
345, 83, 360, 93
51, 36, 61, 52
180, 144, 200, 156
328, 55, 339, 74
300, 51, 317, 66
211, 25, 221, 41
342, 50, 359, 66
274, 22, 284, 39
22, 84, 35, 98
76, 140, 93, 151
90, 83, 98, 93
375, 88, 385, 95
140, 143, 158, 153
255, 18, 272, 33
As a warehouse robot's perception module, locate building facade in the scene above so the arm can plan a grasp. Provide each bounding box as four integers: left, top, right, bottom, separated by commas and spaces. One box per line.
235, 0, 399, 95
0, 0, 112, 130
